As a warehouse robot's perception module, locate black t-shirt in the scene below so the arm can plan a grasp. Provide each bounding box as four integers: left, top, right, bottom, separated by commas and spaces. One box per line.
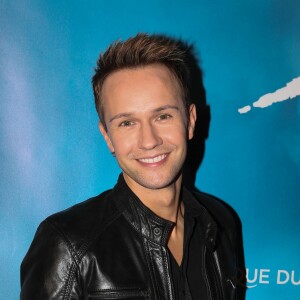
168, 211, 209, 300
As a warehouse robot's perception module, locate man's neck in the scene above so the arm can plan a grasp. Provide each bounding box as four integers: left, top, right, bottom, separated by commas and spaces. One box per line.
123, 173, 185, 265
123, 174, 183, 223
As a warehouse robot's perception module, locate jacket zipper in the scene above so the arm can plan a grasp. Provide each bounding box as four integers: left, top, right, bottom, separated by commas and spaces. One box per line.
88, 288, 150, 299
213, 251, 226, 300
204, 247, 225, 300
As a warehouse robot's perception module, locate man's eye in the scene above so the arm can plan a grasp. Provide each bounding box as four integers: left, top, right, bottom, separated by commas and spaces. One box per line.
119, 120, 134, 127
158, 114, 172, 120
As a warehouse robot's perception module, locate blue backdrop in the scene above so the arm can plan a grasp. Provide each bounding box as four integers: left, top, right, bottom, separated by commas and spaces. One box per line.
1, 1, 299, 299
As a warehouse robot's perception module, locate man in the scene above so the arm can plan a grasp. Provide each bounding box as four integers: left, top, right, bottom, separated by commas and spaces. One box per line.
21, 33, 245, 299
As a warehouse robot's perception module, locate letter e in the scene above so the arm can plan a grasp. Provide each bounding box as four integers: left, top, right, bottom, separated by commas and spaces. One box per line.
259, 269, 270, 284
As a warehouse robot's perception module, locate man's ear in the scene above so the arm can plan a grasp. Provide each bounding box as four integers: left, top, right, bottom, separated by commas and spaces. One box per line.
98, 122, 115, 153
188, 104, 197, 140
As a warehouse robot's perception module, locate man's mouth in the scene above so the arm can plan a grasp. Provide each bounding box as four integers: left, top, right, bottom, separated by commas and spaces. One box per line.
137, 154, 167, 164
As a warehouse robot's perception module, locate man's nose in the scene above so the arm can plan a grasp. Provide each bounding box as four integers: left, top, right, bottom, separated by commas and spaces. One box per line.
138, 122, 163, 150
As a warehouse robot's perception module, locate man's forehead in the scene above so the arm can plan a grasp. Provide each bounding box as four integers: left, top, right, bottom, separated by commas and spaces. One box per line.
102, 65, 181, 100
102, 64, 181, 92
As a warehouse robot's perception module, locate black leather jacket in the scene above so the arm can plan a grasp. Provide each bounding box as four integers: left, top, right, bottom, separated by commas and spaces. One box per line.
21, 175, 245, 299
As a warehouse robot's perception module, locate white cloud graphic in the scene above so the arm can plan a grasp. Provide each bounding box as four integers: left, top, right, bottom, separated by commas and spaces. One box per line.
238, 77, 300, 114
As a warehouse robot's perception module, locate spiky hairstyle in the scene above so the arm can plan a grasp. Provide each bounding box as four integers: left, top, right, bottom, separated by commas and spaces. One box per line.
92, 33, 191, 127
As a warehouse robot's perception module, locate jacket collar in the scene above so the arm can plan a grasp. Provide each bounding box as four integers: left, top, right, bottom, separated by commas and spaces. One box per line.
113, 174, 218, 249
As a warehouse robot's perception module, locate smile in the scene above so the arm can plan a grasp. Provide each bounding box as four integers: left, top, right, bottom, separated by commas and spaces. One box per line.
138, 154, 167, 164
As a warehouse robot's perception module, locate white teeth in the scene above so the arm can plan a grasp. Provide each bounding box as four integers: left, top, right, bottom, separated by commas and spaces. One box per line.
139, 154, 166, 164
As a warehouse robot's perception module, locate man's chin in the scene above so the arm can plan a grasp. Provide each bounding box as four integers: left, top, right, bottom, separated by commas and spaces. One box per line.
132, 173, 182, 191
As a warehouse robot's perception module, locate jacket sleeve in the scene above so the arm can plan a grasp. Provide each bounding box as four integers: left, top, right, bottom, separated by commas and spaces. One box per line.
20, 220, 82, 300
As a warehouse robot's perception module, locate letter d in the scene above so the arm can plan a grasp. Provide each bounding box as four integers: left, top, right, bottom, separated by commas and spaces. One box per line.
277, 270, 289, 284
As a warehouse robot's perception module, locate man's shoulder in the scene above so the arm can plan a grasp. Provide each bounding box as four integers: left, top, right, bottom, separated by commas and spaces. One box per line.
191, 190, 242, 235
43, 188, 123, 245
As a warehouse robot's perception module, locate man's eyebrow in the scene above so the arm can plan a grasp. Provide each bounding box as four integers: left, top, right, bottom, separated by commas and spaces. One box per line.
109, 105, 179, 123
153, 105, 179, 112
109, 113, 133, 123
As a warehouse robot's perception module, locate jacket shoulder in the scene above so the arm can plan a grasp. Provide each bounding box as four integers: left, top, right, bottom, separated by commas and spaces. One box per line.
191, 190, 242, 242
46, 188, 122, 245
20, 189, 122, 299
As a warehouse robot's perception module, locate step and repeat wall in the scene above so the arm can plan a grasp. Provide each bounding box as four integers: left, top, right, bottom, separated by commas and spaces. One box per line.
1, 1, 299, 299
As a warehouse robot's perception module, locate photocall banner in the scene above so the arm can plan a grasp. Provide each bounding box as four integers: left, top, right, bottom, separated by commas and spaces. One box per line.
1, 1, 299, 299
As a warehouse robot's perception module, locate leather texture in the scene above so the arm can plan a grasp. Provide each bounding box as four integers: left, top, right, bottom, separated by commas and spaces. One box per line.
21, 174, 245, 299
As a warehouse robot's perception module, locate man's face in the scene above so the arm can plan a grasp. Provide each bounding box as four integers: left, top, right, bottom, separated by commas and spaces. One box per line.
99, 64, 196, 192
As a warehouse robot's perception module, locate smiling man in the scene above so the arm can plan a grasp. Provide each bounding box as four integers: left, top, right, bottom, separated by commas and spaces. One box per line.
21, 34, 244, 299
